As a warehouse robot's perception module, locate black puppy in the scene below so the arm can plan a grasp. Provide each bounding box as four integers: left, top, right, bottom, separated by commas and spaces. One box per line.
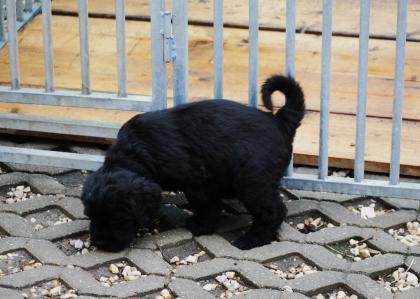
81, 75, 305, 252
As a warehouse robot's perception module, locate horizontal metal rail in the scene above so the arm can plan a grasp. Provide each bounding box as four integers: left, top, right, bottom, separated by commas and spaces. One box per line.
0, 113, 120, 138
2, 145, 419, 199
0, 87, 153, 111
0, 146, 104, 171
282, 173, 420, 200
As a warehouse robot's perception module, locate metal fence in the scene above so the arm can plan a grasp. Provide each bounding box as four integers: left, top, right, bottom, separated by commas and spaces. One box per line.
0, 0, 419, 200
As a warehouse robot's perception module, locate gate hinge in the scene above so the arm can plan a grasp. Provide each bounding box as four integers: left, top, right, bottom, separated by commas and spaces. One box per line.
161, 11, 176, 63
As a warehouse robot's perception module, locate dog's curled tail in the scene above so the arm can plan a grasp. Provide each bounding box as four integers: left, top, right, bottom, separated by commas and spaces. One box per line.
261, 75, 305, 133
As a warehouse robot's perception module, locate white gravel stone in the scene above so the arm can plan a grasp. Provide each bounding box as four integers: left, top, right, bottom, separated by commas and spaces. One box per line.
203, 283, 217, 291
109, 264, 119, 274
170, 256, 180, 264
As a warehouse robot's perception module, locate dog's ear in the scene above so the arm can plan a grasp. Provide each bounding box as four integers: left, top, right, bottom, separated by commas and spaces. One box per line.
128, 177, 162, 228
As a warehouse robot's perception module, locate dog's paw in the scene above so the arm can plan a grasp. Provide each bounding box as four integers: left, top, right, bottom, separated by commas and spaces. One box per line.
186, 216, 216, 236
233, 235, 271, 250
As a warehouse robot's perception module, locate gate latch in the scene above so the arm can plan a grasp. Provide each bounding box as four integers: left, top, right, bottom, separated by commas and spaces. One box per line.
162, 11, 176, 63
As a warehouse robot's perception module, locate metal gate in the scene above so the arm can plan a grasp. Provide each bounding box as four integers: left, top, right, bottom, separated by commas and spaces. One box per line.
0, 0, 419, 200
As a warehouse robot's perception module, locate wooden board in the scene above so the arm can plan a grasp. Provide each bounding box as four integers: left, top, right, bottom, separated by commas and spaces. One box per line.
1, 14, 420, 175
294, 112, 420, 177
51, 0, 420, 40
1, 15, 420, 120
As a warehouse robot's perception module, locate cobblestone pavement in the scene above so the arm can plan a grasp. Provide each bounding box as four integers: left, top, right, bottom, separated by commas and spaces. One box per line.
1, 138, 420, 298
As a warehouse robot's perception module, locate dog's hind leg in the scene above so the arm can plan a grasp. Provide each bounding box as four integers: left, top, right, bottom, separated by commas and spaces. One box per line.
233, 184, 287, 250
184, 189, 222, 236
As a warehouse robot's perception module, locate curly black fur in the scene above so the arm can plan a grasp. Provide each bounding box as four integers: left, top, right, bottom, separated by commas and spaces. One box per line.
81, 74, 305, 251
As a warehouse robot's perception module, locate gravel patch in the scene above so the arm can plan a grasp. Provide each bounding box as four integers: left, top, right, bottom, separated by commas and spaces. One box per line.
344, 198, 395, 219
55, 234, 95, 256
287, 211, 338, 234
326, 237, 382, 261
201, 271, 251, 298
25, 208, 73, 231
161, 240, 211, 267
0, 250, 42, 276
90, 260, 145, 287
388, 221, 420, 247
21, 279, 77, 298
2, 185, 41, 204
377, 266, 420, 293
313, 288, 359, 299
265, 254, 318, 280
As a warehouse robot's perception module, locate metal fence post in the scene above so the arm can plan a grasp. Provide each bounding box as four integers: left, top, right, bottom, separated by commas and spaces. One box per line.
354, 0, 371, 183
248, 0, 259, 107
213, 0, 223, 99
151, 0, 167, 110
0, 0, 4, 42
318, 0, 332, 180
6, 0, 21, 90
390, 0, 408, 185
172, 0, 188, 105
41, 0, 54, 92
115, 0, 128, 97
285, 0, 296, 177
78, 0, 91, 95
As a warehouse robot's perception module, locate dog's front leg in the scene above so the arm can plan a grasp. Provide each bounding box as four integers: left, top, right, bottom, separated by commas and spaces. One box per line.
184, 189, 221, 236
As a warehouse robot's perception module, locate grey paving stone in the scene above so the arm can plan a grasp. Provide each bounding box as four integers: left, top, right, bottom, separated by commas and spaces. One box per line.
349, 253, 405, 275
169, 278, 215, 299
34, 220, 90, 241
196, 234, 244, 260
4, 162, 71, 176
287, 189, 356, 203
381, 197, 420, 211
175, 258, 238, 280
0, 265, 61, 288
0, 195, 85, 219
304, 225, 366, 245
370, 230, 409, 255
1, 165, 419, 298
127, 249, 170, 276
155, 228, 193, 248
287, 271, 346, 294
395, 287, 420, 299
344, 273, 393, 299
408, 244, 420, 256
235, 289, 285, 298
0, 287, 24, 299
0, 212, 34, 238
279, 293, 310, 299
0, 172, 65, 194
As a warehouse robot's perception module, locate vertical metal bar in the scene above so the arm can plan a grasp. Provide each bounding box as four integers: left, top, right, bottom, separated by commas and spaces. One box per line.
285, 0, 296, 177
213, 0, 223, 99
25, 0, 33, 12
78, 0, 91, 95
16, 0, 24, 22
318, 0, 332, 180
390, 0, 408, 185
115, 0, 127, 97
41, 0, 54, 92
151, 0, 167, 110
248, 0, 259, 107
172, 0, 188, 105
6, 0, 20, 89
354, 0, 371, 183
0, 0, 4, 41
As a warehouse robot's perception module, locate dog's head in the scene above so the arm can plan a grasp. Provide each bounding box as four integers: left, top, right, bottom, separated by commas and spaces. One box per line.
81, 167, 161, 252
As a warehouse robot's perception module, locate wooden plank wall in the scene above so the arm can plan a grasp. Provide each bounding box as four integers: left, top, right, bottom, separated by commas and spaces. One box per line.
0, 0, 419, 176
